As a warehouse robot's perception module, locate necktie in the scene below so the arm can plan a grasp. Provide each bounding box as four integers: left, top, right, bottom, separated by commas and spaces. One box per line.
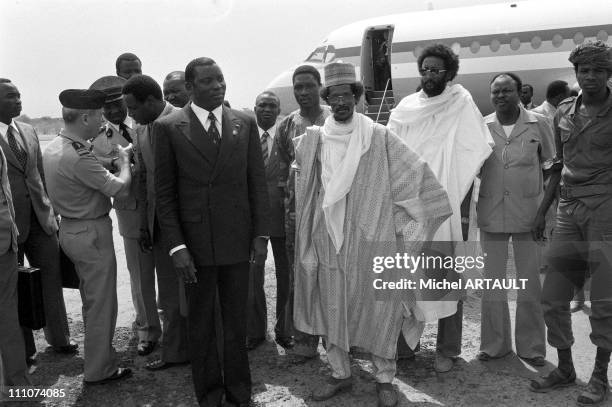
119, 122, 133, 144
207, 112, 221, 146
261, 131, 269, 163
6, 126, 27, 169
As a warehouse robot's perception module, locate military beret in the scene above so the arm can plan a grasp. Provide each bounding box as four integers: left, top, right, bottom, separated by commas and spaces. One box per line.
89, 75, 127, 103
59, 89, 106, 109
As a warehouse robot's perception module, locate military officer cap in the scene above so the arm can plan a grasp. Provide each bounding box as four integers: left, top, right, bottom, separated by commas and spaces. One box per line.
59, 89, 106, 109
89, 75, 127, 103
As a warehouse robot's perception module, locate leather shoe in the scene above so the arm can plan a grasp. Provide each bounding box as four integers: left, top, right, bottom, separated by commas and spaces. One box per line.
520, 355, 545, 367
137, 341, 157, 356
312, 376, 353, 401
53, 341, 78, 354
275, 336, 295, 349
530, 367, 576, 393
577, 375, 609, 406
376, 383, 398, 407
84, 367, 132, 385
246, 337, 265, 351
434, 352, 454, 373
144, 358, 189, 371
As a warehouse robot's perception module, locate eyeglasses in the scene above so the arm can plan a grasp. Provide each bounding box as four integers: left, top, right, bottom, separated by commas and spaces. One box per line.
419, 67, 447, 76
327, 94, 354, 103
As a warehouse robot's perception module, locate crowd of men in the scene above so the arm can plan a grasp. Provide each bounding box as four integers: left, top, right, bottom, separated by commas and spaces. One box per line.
0, 40, 611, 407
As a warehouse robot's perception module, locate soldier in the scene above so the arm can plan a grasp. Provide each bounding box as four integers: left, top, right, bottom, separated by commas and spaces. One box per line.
531, 40, 612, 406
89, 76, 160, 357
42, 89, 132, 384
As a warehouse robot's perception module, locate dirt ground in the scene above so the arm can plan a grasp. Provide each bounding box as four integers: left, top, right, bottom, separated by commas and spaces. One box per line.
10, 211, 611, 407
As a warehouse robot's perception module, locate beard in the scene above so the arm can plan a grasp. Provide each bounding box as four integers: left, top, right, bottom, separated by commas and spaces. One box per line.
421, 78, 447, 97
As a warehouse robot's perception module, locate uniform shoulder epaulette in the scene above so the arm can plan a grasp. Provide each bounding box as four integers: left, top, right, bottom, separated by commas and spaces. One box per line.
71, 141, 90, 157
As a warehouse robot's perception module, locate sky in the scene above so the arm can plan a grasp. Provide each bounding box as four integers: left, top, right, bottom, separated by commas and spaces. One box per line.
0, 0, 512, 118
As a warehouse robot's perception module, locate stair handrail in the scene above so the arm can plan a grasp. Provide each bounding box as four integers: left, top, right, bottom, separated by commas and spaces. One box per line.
376, 78, 392, 123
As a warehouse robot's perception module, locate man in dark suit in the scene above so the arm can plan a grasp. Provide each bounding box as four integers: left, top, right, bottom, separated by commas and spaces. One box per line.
0, 79, 76, 366
153, 57, 269, 407
0, 140, 30, 395
246, 91, 291, 351
121, 74, 188, 371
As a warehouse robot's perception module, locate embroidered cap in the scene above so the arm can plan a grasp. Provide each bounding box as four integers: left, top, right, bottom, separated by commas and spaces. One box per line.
324, 62, 357, 87
89, 75, 127, 103
59, 89, 106, 109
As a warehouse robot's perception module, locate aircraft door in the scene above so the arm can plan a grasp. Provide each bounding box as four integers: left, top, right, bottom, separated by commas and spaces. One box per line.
361, 25, 394, 93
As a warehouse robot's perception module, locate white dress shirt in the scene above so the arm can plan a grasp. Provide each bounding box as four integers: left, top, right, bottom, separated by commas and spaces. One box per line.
257, 123, 276, 155
0, 120, 25, 149
190, 102, 223, 136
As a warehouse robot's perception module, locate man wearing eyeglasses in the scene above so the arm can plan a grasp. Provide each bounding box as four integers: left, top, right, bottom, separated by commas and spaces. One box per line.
388, 43, 494, 373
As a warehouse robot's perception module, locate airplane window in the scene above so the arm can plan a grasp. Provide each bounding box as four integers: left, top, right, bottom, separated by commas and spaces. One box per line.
510, 37, 521, 50
470, 41, 480, 53
413, 45, 423, 58
552, 34, 564, 48
451, 42, 461, 54
531, 36, 542, 49
597, 30, 609, 41
306, 46, 326, 62
490, 39, 500, 52
573, 32, 585, 44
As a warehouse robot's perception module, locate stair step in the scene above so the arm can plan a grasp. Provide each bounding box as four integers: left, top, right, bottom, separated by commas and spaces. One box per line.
369, 97, 395, 106
370, 90, 394, 98
365, 111, 390, 124
367, 105, 391, 113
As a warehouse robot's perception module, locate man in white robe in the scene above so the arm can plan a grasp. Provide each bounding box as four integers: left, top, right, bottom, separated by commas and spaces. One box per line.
294, 62, 452, 407
388, 43, 493, 372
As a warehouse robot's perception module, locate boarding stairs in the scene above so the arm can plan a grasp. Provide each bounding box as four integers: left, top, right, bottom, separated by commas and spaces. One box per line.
365, 80, 395, 125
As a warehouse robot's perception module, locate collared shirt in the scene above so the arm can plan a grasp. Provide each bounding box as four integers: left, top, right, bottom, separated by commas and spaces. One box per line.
478, 107, 555, 233
0, 120, 25, 150
191, 102, 223, 136
258, 123, 276, 154
531, 100, 557, 121
107, 117, 133, 134
555, 88, 612, 192
43, 132, 123, 219
521, 101, 535, 110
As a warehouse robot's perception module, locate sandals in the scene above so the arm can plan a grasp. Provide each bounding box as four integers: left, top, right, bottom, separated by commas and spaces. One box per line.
529, 368, 576, 393
478, 352, 491, 361
144, 359, 189, 371
577, 376, 610, 406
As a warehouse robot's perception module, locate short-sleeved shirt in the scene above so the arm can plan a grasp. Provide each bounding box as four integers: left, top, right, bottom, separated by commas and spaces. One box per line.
554, 88, 612, 194
478, 107, 555, 233
42, 132, 123, 219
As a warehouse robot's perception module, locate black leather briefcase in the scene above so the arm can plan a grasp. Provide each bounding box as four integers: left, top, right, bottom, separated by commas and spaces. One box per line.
60, 247, 80, 289
17, 266, 46, 330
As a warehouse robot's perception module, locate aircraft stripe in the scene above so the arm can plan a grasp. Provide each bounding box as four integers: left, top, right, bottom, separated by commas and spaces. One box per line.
331, 24, 611, 62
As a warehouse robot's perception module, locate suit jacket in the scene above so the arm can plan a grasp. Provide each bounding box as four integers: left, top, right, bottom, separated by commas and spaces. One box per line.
265, 134, 286, 237
0, 146, 19, 254
135, 102, 177, 239
91, 122, 139, 238
153, 104, 270, 266
0, 121, 57, 243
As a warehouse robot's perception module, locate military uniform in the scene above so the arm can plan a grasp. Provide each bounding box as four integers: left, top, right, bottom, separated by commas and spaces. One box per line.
542, 90, 612, 351
91, 121, 160, 346
43, 132, 124, 382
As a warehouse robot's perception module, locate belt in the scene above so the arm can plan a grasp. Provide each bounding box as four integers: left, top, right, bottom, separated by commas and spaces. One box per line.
61, 213, 109, 221
559, 184, 612, 199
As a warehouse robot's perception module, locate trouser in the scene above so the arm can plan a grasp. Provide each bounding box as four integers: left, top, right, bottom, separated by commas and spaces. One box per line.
480, 231, 546, 358
187, 262, 251, 407
59, 216, 118, 381
18, 212, 71, 356
152, 232, 187, 363
326, 344, 396, 383
122, 236, 160, 343
247, 236, 290, 340
542, 198, 612, 351
0, 250, 30, 391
